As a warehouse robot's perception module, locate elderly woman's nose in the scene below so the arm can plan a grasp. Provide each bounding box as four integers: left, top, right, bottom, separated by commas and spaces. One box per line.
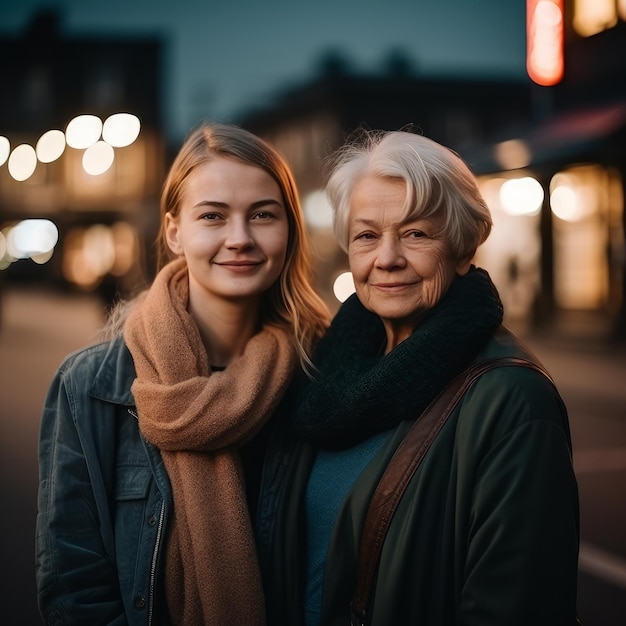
375, 235, 406, 268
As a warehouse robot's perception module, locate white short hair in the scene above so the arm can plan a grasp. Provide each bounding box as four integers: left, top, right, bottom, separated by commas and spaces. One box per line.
325, 130, 492, 260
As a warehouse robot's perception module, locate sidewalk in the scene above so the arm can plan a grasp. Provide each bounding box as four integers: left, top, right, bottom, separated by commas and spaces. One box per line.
0, 285, 108, 626
0, 285, 106, 433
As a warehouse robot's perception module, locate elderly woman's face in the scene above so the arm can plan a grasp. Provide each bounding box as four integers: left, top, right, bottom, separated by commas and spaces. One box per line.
347, 174, 471, 350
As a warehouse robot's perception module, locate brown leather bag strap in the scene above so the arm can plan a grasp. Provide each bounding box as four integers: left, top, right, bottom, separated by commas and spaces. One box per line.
350, 356, 553, 626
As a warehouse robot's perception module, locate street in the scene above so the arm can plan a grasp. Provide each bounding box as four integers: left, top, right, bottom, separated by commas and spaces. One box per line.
1, 285, 625, 625
529, 330, 626, 625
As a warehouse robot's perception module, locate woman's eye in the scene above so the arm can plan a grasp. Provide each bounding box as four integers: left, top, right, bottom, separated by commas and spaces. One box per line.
201, 213, 221, 221
355, 232, 376, 240
407, 230, 426, 239
253, 211, 272, 220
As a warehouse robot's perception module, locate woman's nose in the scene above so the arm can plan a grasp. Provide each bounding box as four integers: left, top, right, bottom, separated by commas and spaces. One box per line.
225, 219, 255, 249
375, 236, 406, 269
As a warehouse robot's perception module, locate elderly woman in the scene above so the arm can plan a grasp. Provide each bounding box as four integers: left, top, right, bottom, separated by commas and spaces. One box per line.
255, 130, 580, 625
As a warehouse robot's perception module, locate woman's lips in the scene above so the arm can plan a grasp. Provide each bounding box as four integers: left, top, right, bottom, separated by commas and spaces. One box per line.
216, 260, 263, 272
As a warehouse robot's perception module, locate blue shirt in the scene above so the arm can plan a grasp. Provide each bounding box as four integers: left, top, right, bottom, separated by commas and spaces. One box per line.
304, 431, 390, 626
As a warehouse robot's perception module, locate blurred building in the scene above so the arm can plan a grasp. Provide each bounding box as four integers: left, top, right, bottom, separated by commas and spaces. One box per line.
238, 2, 626, 341
238, 52, 535, 312
469, 0, 626, 341
0, 9, 165, 304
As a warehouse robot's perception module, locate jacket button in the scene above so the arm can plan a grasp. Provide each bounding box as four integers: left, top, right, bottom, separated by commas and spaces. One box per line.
134, 596, 146, 609
148, 515, 157, 526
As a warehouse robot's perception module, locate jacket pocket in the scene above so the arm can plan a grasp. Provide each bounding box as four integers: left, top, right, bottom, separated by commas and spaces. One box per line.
115, 464, 152, 500
114, 464, 153, 585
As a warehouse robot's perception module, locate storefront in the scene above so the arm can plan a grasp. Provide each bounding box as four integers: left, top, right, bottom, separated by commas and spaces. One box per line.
471, 101, 626, 338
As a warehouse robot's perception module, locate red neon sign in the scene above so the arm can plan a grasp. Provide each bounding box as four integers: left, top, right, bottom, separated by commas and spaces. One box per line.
527, 0, 564, 86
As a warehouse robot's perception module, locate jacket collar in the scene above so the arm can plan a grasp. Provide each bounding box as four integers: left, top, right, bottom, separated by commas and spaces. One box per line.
89, 334, 136, 406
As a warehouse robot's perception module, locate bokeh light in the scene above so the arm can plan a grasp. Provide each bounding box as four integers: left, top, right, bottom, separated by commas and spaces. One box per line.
549, 171, 596, 222
3, 111, 140, 183
0, 136, 10, 166
494, 139, 531, 170
5, 219, 59, 259
61, 222, 138, 288
303, 189, 334, 229
333, 271, 355, 302
499, 177, 544, 216
82, 141, 115, 175
550, 185, 581, 221
102, 113, 141, 147
8, 144, 37, 181
573, 0, 618, 37
36, 130, 66, 163
31, 249, 55, 265
65, 114, 103, 149
63, 224, 118, 288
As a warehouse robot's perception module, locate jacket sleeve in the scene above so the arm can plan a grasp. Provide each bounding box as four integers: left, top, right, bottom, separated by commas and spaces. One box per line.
458, 369, 580, 626
35, 361, 128, 625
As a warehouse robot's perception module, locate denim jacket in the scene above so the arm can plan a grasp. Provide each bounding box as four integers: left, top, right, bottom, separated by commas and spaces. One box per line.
36, 335, 173, 626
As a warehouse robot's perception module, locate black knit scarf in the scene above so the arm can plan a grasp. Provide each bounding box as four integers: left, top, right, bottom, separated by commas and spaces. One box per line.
292, 266, 504, 449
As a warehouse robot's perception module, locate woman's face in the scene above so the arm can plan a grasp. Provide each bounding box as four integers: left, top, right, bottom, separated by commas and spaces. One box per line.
165, 156, 289, 308
347, 174, 471, 350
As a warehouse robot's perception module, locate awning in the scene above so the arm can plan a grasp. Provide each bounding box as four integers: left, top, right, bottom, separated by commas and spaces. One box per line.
465, 101, 626, 174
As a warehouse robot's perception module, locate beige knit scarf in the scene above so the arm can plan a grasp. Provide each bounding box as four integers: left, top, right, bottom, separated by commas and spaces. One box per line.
123, 258, 296, 625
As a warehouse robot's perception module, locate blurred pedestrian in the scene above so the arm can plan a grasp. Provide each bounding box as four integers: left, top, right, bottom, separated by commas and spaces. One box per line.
35, 122, 330, 625
256, 129, 580, 625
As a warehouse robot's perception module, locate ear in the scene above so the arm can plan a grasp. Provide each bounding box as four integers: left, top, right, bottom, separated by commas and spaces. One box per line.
455, 255, 473, 276
164, 212, 184, 256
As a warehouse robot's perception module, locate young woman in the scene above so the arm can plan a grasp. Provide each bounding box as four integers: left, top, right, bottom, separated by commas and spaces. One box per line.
35, 123, 330, 626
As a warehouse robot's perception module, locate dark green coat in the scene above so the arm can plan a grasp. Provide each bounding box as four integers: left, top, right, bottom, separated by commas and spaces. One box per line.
255, 329, 580, 626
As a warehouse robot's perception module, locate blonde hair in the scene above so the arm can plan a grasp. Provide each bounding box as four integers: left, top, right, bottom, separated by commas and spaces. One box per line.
326, 129, 492, 262
157, 122, 329, 372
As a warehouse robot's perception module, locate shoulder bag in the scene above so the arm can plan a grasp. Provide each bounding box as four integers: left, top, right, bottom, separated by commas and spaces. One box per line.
350, 355, 557, 626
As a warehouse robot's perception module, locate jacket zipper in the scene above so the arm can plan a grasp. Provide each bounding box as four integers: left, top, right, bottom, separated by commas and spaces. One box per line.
148, 501, 165, 625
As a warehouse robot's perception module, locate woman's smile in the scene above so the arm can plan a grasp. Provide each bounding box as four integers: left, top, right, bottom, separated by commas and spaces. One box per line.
371, 280, 419, 291
215, 259, 264, 272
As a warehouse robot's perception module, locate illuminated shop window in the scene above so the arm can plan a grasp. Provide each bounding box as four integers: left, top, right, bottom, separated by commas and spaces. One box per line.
475, 175, 543, 330
61, 221, 139, 290
573, 0, 620, 36
550, 166, 611, 309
